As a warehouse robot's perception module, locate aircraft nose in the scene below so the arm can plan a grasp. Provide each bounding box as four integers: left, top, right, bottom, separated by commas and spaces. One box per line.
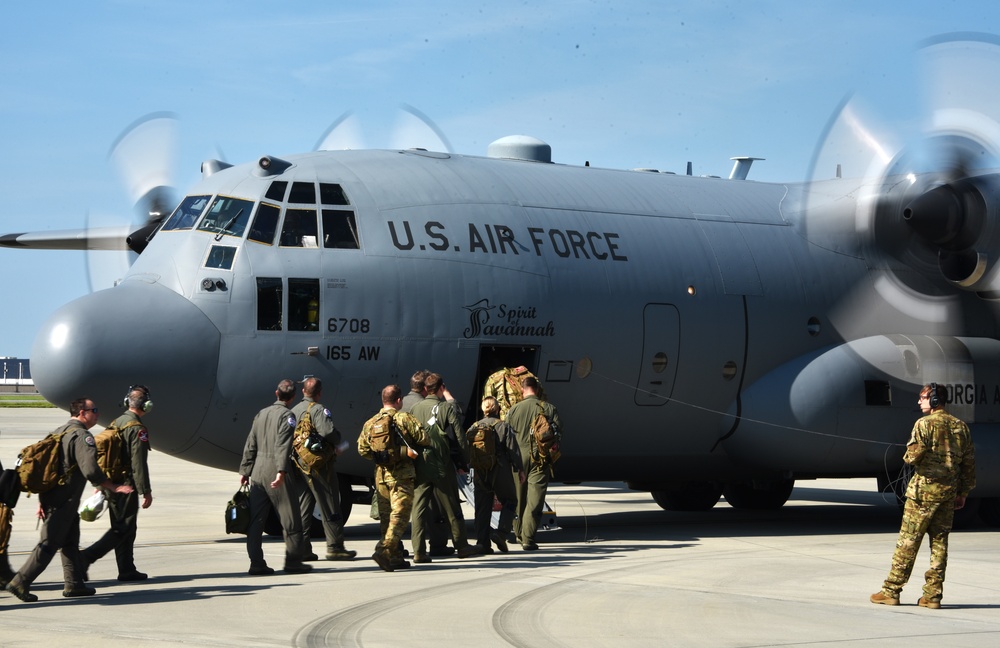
31, 280, 221, 454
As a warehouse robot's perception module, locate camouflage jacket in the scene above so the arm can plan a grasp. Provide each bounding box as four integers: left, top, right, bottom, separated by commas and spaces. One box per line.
904, 409, 976, 503
358, 406, 430, 480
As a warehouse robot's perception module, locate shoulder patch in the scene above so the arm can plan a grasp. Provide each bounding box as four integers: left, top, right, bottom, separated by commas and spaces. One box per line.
287, 414, 297, 427
138, 428, 149, 443
323, 407, 332, 418
85, 434, 96, 446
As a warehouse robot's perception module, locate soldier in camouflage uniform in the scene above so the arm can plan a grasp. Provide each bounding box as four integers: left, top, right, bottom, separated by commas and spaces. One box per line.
871, 383, 976, 609
358, 384, 429, 571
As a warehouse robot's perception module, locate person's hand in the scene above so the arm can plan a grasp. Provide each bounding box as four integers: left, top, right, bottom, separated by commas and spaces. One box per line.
141, 493, 153, 509
240, 474, 249, 486
955, 495, 967, 510
271, 472, 285, 489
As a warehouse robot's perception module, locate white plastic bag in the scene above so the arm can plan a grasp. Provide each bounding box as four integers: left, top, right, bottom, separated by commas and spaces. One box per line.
79, 490, 106, 522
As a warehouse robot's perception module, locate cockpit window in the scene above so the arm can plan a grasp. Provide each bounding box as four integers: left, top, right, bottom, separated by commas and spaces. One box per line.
320, 183, 350, 205
197, 196, 255, 238
205, 245, 237, 270
162, 195, 211, 231
280, 208, 318, 247
265, 180, 288, 203
322, 210, 360, 249
288, 182, 316, 204
248, 203, 280, 245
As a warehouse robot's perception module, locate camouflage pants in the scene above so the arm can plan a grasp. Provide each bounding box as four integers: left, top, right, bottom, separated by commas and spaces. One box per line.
376, 468, 414, 562
882, 497, 955, 601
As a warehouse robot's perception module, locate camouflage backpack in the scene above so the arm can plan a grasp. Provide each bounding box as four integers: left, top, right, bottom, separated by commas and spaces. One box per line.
368, 411, 400, 466
16, 431, 74, 494
95, 420, 143, 483
292, 403, 336, 474
531, 403, 562, 469
483, 366, 537, 421
466, 420, 497, 472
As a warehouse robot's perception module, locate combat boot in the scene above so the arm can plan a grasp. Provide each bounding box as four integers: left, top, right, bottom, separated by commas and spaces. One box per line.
870, 591, 899, 606
0, 558, 14, 588
456, 544, 484, 558
918, 597, 941, 609
6, 579, 38, 603
326, 546, 357, 561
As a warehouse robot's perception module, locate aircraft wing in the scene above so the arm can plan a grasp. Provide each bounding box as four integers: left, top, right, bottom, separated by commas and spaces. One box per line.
0, 226, 131, 251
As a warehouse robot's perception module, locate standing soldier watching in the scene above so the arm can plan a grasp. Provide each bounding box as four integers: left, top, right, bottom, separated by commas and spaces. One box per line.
358, 384, 429, 572
5, 398, 134, 602
505, 376, 562, 551
290, 377, 356, 562
81, 384, 155, 582
871, 383, 976, 609
467, 396, 523, 553
239, 379, 313, 576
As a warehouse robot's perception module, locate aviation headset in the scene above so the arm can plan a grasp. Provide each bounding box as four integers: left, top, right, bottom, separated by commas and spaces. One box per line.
124, 384, 154, 412
927, 382, 943, 408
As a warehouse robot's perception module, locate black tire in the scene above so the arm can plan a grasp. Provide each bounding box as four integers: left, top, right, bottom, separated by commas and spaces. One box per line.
651, 482, 723, 511
722, 479, 794, 510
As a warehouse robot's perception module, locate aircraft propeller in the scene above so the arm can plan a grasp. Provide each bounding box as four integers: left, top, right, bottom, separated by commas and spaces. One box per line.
314, 103, 454, 153
801, 33, 1000, 341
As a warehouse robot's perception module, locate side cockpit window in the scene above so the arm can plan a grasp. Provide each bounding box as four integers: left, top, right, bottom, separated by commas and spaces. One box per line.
162, 195, 211, 231
248, 203, 280, 245
256, 277, 283, 331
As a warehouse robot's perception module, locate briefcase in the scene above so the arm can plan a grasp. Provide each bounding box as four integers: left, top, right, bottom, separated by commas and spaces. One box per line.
225, 485, 251, 535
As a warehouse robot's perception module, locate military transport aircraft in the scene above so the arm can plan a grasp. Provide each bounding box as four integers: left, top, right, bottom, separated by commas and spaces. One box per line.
3, 34, 999, 525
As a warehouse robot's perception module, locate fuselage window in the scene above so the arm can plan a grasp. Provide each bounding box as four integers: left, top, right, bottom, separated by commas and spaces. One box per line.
288, 278, 320, 331
197, 196, 255, 238
288, 182, 316, 204
265, 180, 288, 203
320, 183, 350, 205
162, 195, 211, 231
256, 277, 283, 331
205, 245, 237, 270
248, 203, 280, 245
322, 210, 360, 249
280, 208, 319, 247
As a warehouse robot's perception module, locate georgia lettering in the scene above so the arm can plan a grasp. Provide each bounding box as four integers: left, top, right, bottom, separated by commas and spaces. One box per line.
387, 220, 627, 261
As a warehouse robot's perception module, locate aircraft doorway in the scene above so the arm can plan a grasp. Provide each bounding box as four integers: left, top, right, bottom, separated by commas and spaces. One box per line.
635, 303, 680, 406
467, 345, 539, 426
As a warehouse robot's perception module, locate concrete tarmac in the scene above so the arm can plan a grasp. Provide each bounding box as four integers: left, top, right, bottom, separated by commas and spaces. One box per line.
1, 408, 998, 647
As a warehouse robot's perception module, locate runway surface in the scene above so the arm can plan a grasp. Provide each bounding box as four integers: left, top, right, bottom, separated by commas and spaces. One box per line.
1, 409, 998, 647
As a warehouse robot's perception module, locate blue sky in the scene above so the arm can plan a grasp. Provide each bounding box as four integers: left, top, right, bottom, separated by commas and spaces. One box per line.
1, 1, 998, 358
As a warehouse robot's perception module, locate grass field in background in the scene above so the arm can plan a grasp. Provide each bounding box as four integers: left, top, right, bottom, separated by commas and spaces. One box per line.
0, 394, 56, 408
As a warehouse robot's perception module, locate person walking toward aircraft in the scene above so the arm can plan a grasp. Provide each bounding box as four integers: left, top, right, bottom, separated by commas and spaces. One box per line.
80, 385, 155, 582
289, 377, 356, 562
5, 398, 134, 602
871, 383, 976, 609
506, 376, 562, 551
239, 379, 312, 576
410, 373, 482, 562
401, 370, 428, 413
467, 396, 523, 553
358, 384, 429, 571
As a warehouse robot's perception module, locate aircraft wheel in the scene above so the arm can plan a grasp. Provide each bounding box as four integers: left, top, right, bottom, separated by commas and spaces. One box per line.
650, 482, 723, 511
722, 479, 794, 510
978, 497, 1000, 527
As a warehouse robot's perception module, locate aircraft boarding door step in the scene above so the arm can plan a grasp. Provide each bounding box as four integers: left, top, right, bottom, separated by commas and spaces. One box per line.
635, 303, 681, 405
459, 470, 559, 532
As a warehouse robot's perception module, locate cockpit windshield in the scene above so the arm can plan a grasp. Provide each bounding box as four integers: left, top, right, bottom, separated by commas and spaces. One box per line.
196, 196, 255, 239
162, 195, 211, 231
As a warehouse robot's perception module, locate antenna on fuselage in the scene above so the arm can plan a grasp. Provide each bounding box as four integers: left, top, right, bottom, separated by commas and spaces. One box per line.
729, 156, 765, 180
